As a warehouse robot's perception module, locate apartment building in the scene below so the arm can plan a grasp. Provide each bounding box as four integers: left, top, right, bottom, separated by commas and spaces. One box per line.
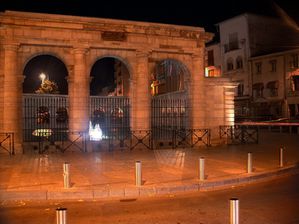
206, 13, 299, 120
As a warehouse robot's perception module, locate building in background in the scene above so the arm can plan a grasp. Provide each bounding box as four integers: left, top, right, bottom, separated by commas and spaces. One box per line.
205, 13, 299, 121
249, 49, 299, 120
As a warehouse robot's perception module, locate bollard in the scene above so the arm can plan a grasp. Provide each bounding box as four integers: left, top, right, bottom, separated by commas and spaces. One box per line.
247, 152, 253, 173
230, 198, 239, 224
199, 157, 205, 181
135, 161, 142, 186
56, 207, 67, 224
63, 162, 70, 189
279, 147, 284, 168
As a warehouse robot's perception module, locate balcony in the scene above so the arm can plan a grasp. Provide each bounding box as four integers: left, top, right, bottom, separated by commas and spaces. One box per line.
287, 90, 299, 97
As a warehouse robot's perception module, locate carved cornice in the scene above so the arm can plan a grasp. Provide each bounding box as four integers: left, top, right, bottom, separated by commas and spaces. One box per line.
2, 41, 20, 51
72, 47, 89, 55
136, 49, 151, 58
1, 11, 205, 40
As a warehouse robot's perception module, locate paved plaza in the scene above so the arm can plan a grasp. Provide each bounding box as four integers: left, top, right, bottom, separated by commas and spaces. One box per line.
0, 132, 299, 201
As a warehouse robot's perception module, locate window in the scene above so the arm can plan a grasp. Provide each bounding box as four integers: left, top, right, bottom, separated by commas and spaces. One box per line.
267, 81, 278, 97
290, 54, 298, 68
269, 60, 277, 72
227, 58, 234, 71
208, 69, 215, 76
292, 75, 299, 91
228, 33, 239, 50
253, 83, 264, 98
207, 50, 214, 66
255, 62, 262, 74
289, 104, 296, 117
237, 83, 244, 96
236, 57, 243, 69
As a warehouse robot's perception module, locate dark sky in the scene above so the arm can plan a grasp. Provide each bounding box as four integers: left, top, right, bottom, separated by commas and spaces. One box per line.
0, 0, 298, 32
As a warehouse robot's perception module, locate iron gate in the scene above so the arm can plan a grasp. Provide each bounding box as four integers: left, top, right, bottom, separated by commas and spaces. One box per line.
90, 96, 130, 146
23, 94, 69, 143
151, 91, 189, 147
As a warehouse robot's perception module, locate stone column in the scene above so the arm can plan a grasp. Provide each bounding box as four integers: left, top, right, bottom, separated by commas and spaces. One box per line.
224, 85, 236, 126
132, 50, 151, 131
2, 43, 23, 148
68, 48, 89, 133
191, 51, 205, 129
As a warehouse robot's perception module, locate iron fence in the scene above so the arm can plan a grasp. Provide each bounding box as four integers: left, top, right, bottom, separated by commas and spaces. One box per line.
23, 94, 69, 142
90, 96, 130, 150
174, 129, 211, 148
151, 91, 189, 142
219, 125, 259, 144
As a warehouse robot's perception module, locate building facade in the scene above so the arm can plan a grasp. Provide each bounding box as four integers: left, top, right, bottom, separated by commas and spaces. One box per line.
0, 11, 236, 152
250, 49, 299, 119
206, 13, 299, 121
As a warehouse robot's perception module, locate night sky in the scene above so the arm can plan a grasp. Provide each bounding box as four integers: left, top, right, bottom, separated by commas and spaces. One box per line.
0, 0, 298, 32
1, 0, 298, 94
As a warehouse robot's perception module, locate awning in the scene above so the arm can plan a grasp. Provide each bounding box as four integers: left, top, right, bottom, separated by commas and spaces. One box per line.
266, 81, 278, 89
253, 83, 264, 89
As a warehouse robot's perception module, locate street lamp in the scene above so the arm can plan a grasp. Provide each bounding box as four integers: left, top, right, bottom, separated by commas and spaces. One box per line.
39, 73, 46, 84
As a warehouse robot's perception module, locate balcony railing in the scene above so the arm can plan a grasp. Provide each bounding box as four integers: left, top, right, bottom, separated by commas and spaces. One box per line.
287, 90, 299, 97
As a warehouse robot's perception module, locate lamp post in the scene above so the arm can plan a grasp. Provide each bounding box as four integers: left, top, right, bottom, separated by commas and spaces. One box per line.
39, 72, 46, 84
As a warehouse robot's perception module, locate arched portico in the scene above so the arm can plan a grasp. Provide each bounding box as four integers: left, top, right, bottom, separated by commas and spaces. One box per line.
0, 11, 235, 152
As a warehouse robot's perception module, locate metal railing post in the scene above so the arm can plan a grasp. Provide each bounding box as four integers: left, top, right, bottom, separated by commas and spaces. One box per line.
247, 152, 253, 173
230, 198, 239, 224
135, 161, 142, 186
63, 162, 71, 189
279, 147, 284, 168
56, 208, 67, 224
199, 157, 205, 181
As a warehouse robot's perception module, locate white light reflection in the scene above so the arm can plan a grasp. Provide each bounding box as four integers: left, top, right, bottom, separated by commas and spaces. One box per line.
89, 121, 103, 141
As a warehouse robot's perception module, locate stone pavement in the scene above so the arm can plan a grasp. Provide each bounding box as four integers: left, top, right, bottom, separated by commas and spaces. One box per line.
0, 132, 299, 201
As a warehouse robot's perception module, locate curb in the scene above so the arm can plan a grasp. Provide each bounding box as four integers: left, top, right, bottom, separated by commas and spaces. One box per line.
1, 165, 298, 201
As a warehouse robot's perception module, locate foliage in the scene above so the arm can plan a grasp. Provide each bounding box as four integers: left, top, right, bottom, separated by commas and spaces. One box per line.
35, 80, 59, 94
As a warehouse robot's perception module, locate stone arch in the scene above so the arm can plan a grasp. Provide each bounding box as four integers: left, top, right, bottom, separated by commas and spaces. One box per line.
20, 47, 71, 75
87, 52, 133, 79
150, 58, 191, 95
89, 54, 132, 97
22, 54, 69, 94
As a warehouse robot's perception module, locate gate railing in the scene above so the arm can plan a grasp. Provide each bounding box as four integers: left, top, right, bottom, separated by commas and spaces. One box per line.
32, 129, 87, 153
130, 130, 152, 150
0, 132, 14, 155
151, 128, 211, 149
219, 125, 259, 144
174, 129, 211, 148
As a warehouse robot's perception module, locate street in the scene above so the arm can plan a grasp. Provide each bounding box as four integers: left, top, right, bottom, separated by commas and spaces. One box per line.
1, 174, 299, 224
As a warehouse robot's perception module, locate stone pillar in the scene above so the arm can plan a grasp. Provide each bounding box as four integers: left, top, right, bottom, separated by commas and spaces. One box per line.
68, 48, 89, 133
132, 50, 150, 131
191, 52, 205, 129
223, 86, 236, 126
2, 43, 23, 149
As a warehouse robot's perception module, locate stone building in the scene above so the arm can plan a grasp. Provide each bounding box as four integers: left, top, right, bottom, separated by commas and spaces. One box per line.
0, 11, 236, 152
207, 13, 299, 121
250, 48, 299, 119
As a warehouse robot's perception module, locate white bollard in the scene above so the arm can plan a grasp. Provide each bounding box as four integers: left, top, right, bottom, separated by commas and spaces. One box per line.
279, 147, 284, 168
247, 152, 253, 174
135, 161, 142, 186
63, 162, 70, 189
56, 208, 67, 224
230, 198, 239, 224
199, 157, 205, 181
